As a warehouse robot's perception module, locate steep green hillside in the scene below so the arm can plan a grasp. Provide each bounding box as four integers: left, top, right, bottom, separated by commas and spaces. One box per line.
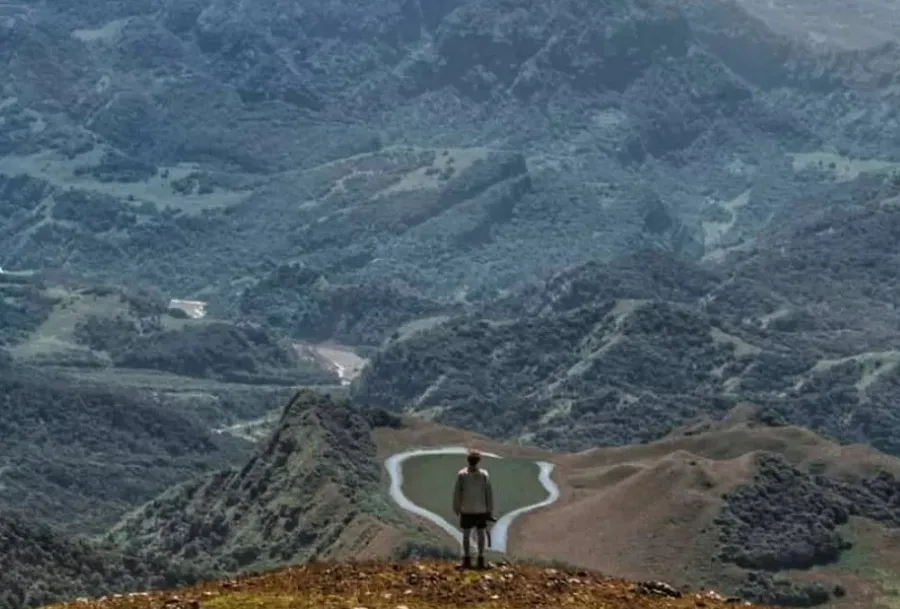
0, 368, 259, 534
106, 391, 402, 572
234, 263, 453, 347
355, 296, 747, 449
0, 511, 203, 609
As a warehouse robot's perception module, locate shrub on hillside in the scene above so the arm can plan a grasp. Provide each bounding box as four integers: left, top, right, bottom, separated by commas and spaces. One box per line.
237, 263, 447, 346
0, 511, 208, 609
0, 369, 251, 533
716, 455, 851, 570
74, 314, 333, 384
52, 190, 138, 234
717, 455, 900, 571
0, 287, 54, 346
737, 572, 831, 608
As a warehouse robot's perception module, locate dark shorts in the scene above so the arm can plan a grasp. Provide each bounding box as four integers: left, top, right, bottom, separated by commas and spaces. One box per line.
459, 512, 490, 530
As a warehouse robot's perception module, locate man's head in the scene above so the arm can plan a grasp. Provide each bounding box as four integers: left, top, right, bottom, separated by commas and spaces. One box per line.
466, 448, 481, 468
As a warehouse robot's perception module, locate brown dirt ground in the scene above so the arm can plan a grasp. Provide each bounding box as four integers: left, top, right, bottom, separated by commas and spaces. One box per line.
47, 561, 778, 609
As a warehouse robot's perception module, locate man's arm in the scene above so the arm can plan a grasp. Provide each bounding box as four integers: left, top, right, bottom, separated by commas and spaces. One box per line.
452, 472, 463, 515
484, 471, 494, 516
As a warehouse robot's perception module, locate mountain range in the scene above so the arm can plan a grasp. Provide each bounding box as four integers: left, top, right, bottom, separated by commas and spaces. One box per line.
3, 0, 900, 309
3, 0, 900, 608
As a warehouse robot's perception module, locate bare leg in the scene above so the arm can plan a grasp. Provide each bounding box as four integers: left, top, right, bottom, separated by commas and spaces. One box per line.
461, 528, 471, 558
475, 527, 486, 557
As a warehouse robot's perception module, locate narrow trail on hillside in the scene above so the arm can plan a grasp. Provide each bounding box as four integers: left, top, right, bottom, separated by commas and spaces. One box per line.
214, 415, 279, 442
385, 447, 560, 552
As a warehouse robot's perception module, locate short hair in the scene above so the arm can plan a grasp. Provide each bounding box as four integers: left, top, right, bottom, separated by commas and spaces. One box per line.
467, 449, 481, 466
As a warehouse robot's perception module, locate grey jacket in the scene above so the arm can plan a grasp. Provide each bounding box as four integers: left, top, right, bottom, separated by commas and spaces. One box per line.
452, 467, 494, 515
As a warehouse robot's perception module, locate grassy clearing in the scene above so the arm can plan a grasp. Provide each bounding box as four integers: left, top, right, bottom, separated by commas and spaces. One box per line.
701, 189, 750, 250
789, 151, 899, 182
837, 519, 900, 608
375, 146, 491, 196
401, 454, 547, 526
806, 350, 900, 400
10, 288, 123, 359
0, 150, 248, 213
391, 315, 452, 343
710, 327, 761, 356
72, 18, 132, 42
8, 286, 206, 361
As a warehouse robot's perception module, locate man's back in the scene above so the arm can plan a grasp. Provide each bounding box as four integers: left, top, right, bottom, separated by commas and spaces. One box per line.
453, 466, 493, 515
453, 450, 494, 570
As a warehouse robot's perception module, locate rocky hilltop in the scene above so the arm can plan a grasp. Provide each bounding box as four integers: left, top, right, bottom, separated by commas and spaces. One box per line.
43, 561, 776, 609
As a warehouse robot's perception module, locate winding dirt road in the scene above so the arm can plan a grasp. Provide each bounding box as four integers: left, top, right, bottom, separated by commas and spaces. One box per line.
385, 447, 560, 553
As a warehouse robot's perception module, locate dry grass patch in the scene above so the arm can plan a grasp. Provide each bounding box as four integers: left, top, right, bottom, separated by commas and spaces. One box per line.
376, 147, 491, 196
789, 151, 899, 181
0, 150, 248, 213
9, 288, 123, 360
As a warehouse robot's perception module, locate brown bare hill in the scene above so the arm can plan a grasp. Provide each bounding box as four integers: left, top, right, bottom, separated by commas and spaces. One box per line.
373, 411, 900, 608
105, 391, 402, 574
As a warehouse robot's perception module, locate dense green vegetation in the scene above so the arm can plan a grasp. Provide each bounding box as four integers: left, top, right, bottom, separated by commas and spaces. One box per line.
717, 455, 900, 607
0, 367, 256, 534
5, 0, 900, 314
0, 280, 54, 346
235, 263, 451, 347
355, 297, 743, 449
0, 512, 206, 609
355, 196, 900, 458
0, 277, 337, 384
106, 391, 402, 573
75, 315, 333, 384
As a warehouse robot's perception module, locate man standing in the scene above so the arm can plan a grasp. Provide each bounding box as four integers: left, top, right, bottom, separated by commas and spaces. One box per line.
452, 448, 494, 569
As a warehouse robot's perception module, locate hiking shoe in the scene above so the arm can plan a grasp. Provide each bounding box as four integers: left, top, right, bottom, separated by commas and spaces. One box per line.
457, 556, 472, 570
476, 556, 490, 570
